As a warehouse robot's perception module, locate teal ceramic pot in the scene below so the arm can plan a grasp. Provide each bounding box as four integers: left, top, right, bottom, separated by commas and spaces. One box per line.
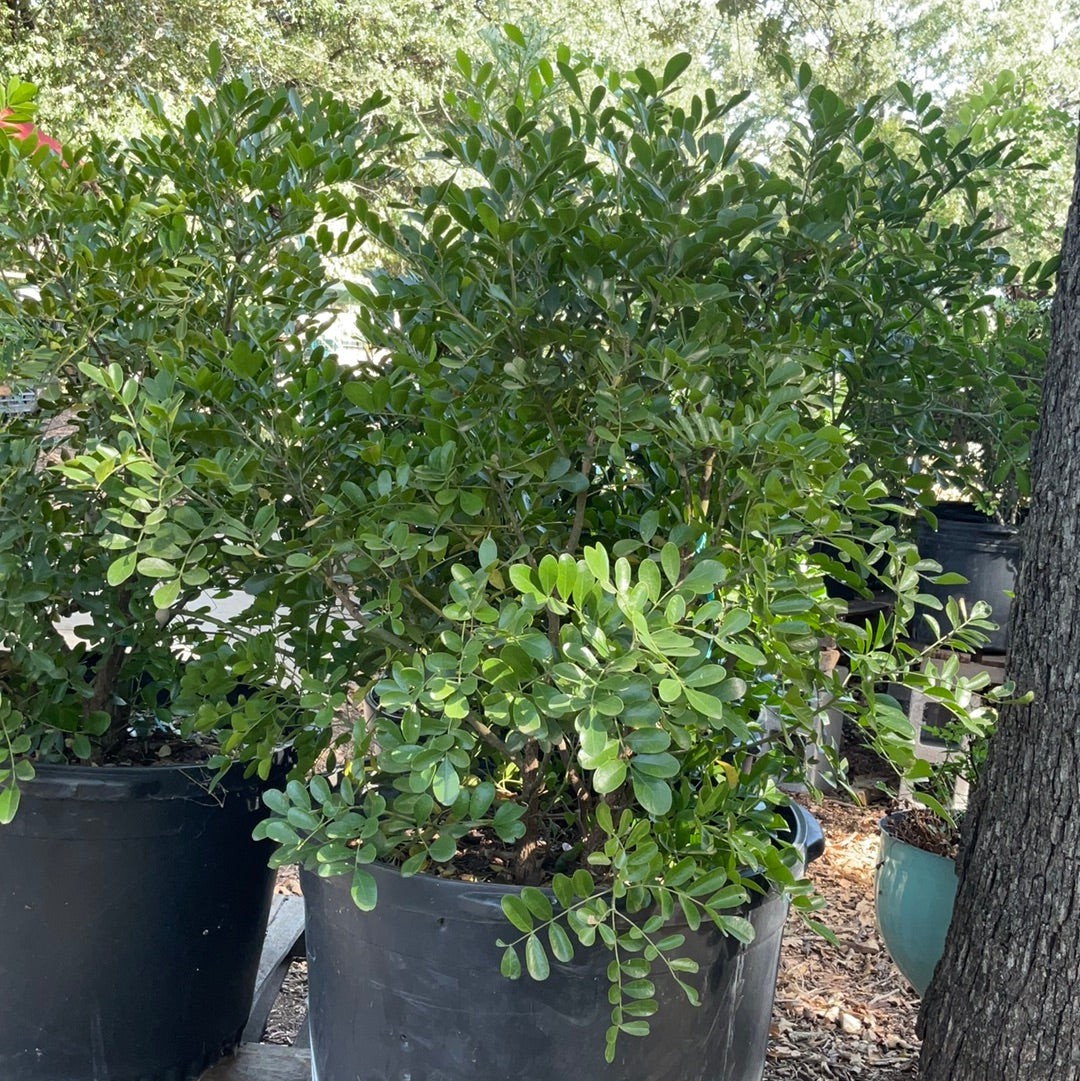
874, 813, 958, 995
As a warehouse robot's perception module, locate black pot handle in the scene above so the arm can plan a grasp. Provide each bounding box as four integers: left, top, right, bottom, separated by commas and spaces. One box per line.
790, 802, 826, 865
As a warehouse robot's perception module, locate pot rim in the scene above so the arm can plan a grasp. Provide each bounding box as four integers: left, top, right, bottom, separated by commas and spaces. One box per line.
878, 811, 958, 865
302, 802, 824, 905
18, 755, 285, 801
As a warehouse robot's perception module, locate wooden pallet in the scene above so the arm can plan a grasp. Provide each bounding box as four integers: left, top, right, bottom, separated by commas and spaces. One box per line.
198, 895, 310, 1081
200, 1044, 311, 1081
891, 647, 1007, 809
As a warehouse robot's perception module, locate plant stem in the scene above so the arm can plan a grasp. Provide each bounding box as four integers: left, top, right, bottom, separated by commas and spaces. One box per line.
322, 570, 414, 654
86, 587, 133, 756
564, 430, 596, 559
465, 710, 523, 769
513, 738, 546, 885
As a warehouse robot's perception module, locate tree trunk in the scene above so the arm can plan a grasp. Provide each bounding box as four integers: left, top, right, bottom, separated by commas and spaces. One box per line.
917, 127, 1080, 1079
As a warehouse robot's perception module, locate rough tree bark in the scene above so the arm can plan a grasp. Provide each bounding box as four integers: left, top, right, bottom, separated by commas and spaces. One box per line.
918, 127, 1080, 1079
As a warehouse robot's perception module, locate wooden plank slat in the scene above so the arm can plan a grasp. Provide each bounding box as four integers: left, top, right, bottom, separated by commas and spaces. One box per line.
257, 896, 307, 986
199, 1044, 311, 1081
241, 895, 307, 1043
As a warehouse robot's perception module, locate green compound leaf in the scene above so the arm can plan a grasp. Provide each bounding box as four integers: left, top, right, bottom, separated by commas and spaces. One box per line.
525, 934, 551, 980
500, 945, 522, 979
501, 893, 535, 933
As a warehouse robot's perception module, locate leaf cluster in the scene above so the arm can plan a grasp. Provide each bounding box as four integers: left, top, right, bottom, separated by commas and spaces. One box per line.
253, 33, 1028, 1055
0, 72, 406, 818
771, 61, 1052, 522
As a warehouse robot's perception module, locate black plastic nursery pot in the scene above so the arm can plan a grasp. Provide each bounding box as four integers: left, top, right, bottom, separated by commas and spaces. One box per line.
301, 804, 824, 1081
812, 510, 899, 603
913, 502, 1021, 653
0, 762, 279, 1081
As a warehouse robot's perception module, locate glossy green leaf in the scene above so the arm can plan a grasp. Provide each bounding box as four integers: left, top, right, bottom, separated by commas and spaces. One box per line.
500, 945, 522, 979
427, 832, 457, 862
107, 552, 137, 586
350, 868, 378, 911
152, 578, 181, 609
572, 869, 594, 898
629, 752, 679, 778
624, 729, 671, 754
432, 757, 460, 806
548, 923, 574, 962
136, 557, 176, 579
521, 886, 553, 922
593, 758, 627, 793
631, 773, 672, 816
501, 894, 535, 933
525, 935, 550, 980
660, 543, 681, 586
584, 544, 610, 584
0, 785, 20, 825
661, 53, 692, 89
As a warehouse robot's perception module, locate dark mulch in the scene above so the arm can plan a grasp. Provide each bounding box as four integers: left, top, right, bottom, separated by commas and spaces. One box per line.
109, 735, 216, 766
882, 808, 959, 860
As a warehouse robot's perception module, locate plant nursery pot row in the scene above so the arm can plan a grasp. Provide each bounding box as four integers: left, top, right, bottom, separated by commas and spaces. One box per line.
0, 758, 824, 1081
0, 762, 279, 1081
300, 802, 824, 1081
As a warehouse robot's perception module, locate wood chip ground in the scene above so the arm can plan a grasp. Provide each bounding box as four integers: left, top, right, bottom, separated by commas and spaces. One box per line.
763, 797, 921, 1081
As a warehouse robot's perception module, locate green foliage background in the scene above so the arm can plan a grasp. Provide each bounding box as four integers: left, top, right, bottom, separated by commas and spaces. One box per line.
2, 0, 1078, 262
0, 24, 1043, 1050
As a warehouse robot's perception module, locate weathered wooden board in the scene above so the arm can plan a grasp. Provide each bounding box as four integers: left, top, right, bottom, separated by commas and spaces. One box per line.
241, 894, 307, 1042
199, 1044, 311, 1081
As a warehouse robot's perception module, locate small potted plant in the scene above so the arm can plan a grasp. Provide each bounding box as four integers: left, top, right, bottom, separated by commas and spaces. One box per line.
256, 35, 1012, 1080
834, 237, 1050, 647
904, 307, 1049, 648
904, 291, 1048, 651
0, 67, 401, 1081
872, 651, 1021, 995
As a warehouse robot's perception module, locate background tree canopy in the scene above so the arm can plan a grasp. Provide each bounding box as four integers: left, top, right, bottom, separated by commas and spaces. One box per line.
4, 0, 1078, 268
1, 0, 1076, 261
